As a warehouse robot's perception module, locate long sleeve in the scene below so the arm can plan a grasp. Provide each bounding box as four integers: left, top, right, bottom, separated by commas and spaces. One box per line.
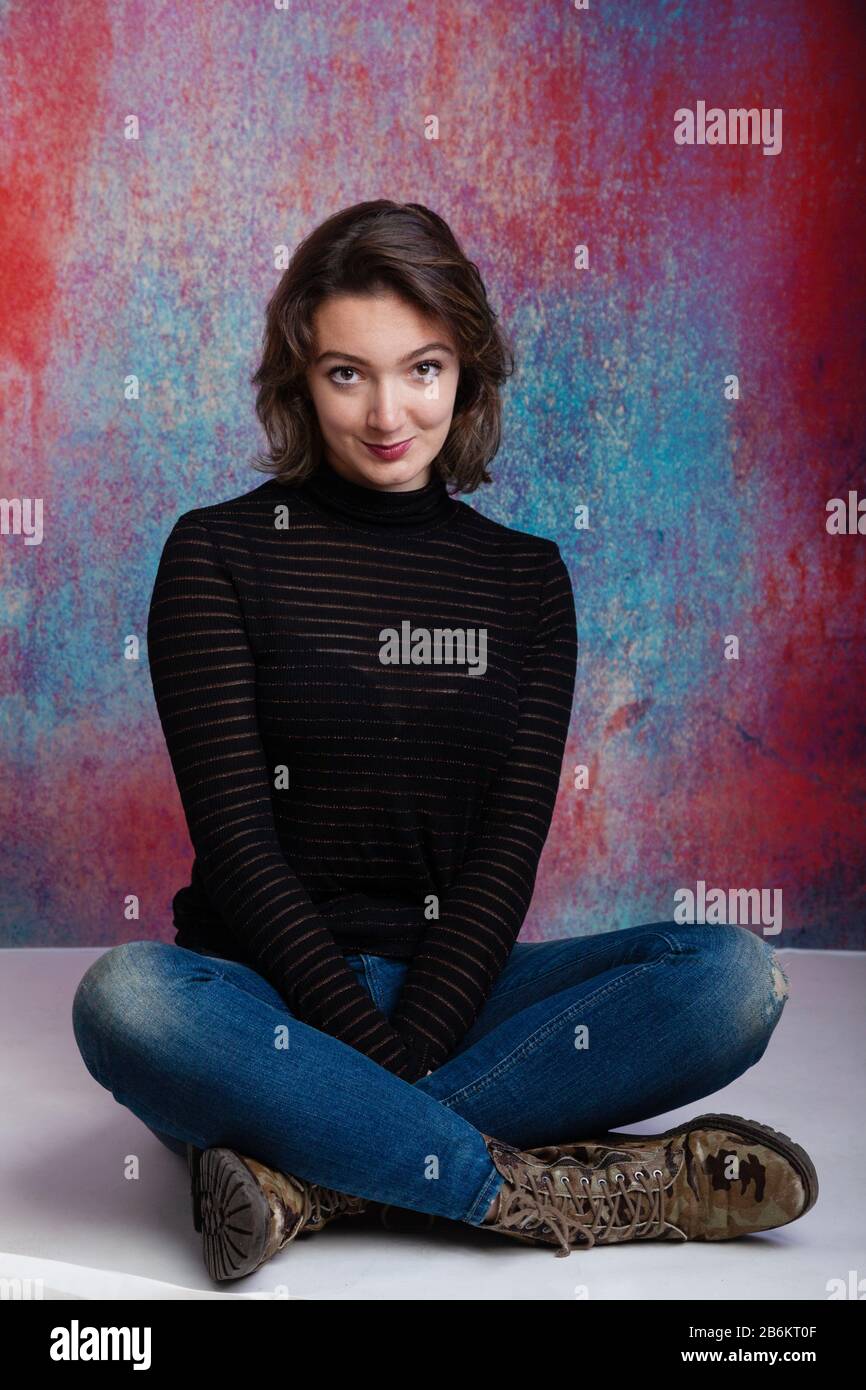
146, 513, 428, 1081
389, 544, 578, 1072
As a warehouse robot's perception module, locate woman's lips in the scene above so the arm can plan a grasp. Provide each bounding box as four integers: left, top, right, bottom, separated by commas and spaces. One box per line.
362, 437, 414, 460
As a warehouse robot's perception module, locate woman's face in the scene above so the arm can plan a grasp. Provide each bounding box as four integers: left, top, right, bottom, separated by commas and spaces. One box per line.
303, 290, 460, 491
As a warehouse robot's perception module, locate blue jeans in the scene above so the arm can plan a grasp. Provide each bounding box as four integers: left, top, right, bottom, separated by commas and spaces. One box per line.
70, 921, 789, 1226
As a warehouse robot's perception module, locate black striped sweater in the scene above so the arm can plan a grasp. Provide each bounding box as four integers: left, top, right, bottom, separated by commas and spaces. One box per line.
146, 458, 578, 1082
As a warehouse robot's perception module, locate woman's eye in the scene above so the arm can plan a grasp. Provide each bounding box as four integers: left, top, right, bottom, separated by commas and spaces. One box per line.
328, 366, 361, 386
413, 359, 443, 380
327, 360, 444, 388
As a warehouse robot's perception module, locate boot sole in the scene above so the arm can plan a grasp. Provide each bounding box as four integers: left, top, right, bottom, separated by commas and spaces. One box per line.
598, 1111, 819, 1226
195, 1147, 271, 1282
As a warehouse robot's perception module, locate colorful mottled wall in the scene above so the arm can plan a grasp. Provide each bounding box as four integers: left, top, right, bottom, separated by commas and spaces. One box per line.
1, 1, 863, 949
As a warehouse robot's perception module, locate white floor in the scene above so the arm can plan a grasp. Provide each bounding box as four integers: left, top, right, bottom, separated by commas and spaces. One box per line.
1, 946, 862, 1301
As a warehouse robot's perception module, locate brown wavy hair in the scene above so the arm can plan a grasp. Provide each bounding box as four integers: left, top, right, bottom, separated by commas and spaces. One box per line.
249, 200, 515, 493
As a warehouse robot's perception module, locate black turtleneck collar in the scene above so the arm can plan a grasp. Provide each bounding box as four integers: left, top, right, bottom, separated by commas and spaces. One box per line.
292, 456, 457, 532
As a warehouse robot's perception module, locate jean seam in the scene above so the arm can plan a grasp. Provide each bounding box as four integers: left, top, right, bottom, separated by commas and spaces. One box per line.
357, 953, 381, 1010
651, 929, 693, 956
188, 947, 227, 980
437, 961, 657, 1108
490, 958, 604, 1002
490, 929, 691, 1005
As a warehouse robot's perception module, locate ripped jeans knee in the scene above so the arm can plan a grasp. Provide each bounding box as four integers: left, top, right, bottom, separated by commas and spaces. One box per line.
769, 949, 790, 1006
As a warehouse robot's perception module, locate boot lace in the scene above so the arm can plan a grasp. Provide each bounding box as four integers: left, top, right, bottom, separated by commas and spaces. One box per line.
493, 1158, 674, 1257
301, 1183, 366, 1234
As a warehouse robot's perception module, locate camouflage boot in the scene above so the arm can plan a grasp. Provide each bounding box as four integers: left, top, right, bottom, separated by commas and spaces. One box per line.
187, 1144, 368, 1282
479, 1112, 818, 1257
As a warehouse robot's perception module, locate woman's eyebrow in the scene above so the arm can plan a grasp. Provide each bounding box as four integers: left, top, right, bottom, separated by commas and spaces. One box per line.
313, 341, 456, 367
